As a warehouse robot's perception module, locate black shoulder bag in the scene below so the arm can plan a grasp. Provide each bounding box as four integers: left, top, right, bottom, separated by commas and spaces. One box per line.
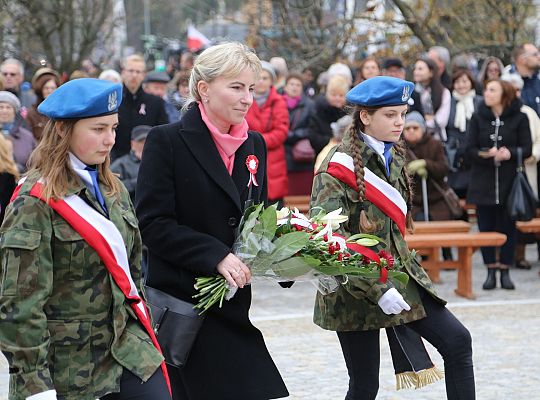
507, 147, 537, 221
143, 285, 204, 368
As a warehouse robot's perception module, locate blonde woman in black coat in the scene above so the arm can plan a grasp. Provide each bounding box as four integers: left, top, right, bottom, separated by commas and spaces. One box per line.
136, 42, 288, 400
466, 79, 532, 290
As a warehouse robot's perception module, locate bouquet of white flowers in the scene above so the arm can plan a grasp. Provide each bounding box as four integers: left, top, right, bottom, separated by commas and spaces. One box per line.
193, 204, 411, 313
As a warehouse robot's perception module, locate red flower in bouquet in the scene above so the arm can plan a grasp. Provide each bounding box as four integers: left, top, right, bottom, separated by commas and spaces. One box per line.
378, 250, 395, 269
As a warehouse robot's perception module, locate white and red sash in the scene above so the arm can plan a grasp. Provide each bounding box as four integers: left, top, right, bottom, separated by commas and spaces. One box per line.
326, 151, 407, 236
11, 181, 171, 393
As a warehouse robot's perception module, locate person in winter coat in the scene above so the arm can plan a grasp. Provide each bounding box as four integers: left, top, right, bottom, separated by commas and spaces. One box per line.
245, 61, 289, 205
283, 73, 316, 196
404, 111, 453, 221
501, 72, 540, 269
413, 58, 451, 141
466, 79, 532, 290
0, 78, 171, 400
113, 54, 169, 161
446, 69, 483, 198
308, 75, 349, 155
311, 76, 474, 400
136, 42, 289, 400
0, 90, 36, 173
26, 67, 61, 140
110, 125, 150, 203
0, 135, 17, 223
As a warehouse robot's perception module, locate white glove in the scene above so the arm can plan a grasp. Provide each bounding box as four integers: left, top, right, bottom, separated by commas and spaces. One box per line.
26, 390, 57, 400
377, 288, 411, 315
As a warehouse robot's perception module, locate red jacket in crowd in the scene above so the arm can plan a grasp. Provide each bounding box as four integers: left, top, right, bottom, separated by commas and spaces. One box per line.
246, 86, 289, 201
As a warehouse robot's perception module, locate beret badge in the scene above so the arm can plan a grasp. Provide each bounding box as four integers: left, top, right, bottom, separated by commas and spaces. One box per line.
108, 91, 118, 112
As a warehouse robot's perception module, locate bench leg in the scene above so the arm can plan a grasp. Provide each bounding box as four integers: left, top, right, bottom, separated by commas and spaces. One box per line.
426, 247, 441, 283
454, 247, 476, 300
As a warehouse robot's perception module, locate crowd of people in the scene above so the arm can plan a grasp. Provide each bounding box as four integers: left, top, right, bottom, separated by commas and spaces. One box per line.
0, 39, 539, 399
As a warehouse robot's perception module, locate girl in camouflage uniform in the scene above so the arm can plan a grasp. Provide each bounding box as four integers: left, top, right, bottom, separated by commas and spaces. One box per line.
0, 79, 170, 400
311, 76, 475, 400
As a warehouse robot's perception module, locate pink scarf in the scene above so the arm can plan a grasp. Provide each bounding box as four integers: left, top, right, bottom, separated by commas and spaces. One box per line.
198, 103, 249, 175
283, 94, 302, 110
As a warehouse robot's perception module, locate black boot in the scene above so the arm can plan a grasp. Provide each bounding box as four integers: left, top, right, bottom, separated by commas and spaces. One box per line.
482, 267, 497, 290
500, 268, 515, 290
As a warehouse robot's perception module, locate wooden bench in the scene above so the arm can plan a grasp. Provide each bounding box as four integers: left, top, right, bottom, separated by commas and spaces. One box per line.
413, 220, 471, 234
405, 232, 507, 299
516, 218, 540, 233
284, 195, 310, 213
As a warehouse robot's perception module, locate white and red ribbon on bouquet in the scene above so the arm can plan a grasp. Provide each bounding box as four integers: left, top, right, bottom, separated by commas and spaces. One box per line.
277, 208, 389, 283
245, 155, 259, 188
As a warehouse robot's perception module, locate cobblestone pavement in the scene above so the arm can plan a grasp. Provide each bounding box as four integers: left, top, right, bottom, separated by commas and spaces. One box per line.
1, 248, 540, 399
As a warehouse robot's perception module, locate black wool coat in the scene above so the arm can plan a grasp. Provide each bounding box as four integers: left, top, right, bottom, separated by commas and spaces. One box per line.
136, 105, 288, 400
307, 95, 347, 154
112, 85, 169, 161
285, 95, 316, 172
465, 98, 532, 206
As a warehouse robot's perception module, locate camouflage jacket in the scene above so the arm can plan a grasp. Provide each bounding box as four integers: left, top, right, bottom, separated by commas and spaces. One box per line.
0, 172, 163, 400
311, 135, 446, 332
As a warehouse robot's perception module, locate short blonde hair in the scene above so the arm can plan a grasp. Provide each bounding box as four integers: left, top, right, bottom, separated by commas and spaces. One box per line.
122, 54, 146, 69
326, 75, 350, 95
184, 42, 262, 109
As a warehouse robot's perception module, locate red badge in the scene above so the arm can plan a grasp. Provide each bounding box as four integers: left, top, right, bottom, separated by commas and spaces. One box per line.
246, 155, 259, 187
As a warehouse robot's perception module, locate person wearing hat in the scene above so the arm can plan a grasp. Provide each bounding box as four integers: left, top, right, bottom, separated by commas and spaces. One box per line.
0, 90, 36, 173
111, 124, 151, 202
26, 67, 61, 140
143, 71, 180, 122
245, 60, 289, 205
310, 76, 475, 399
0, 78, 172, 400
403, 111, 456, 222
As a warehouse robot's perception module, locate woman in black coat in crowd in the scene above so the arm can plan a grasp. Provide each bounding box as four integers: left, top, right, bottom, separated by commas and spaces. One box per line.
446, 69, 483, 198
466, 79, 532, 291
136, 43, 288, 400
283, 72, 316, 195
308, 75, 348, 155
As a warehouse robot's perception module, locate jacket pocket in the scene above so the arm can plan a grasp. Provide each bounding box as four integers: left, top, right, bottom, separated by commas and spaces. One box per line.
52, 222, 86, 281
121, 209, 139, 251
0, 228, 41, 296
47, 320, 92, 393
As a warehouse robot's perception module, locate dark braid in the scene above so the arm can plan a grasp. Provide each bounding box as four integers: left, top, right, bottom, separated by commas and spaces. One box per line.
348, 108, 377, 233
393, 140, 415, 233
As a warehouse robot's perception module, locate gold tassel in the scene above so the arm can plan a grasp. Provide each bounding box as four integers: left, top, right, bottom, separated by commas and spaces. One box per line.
414, 366, 445, 389
395, 371, 417, 390
395, 367, 445, 390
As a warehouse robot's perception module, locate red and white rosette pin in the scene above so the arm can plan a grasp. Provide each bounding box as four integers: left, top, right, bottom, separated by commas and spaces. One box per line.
246, 155, 259, 188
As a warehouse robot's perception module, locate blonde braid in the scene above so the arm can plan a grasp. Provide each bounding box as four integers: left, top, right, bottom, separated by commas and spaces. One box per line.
393, 140, 415, 232
348, 108, 377, 233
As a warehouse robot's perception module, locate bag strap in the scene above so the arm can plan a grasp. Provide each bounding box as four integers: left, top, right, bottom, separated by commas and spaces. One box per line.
516, 147, 523, 172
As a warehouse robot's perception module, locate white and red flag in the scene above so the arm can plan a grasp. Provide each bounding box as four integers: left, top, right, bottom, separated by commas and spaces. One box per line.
187, 25, 210, 52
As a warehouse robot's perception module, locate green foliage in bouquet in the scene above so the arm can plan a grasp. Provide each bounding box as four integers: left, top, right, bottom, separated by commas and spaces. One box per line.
193, 204, 410, 314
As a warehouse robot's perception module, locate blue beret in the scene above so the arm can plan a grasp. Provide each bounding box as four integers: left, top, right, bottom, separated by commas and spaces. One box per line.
38, 78, 122, 119
346, 76, 414, 107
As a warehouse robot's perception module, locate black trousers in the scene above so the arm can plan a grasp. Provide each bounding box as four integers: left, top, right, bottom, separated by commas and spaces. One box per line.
337, 287, 475, 400
101, 368, 170, 400
476, 204, 516, 265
